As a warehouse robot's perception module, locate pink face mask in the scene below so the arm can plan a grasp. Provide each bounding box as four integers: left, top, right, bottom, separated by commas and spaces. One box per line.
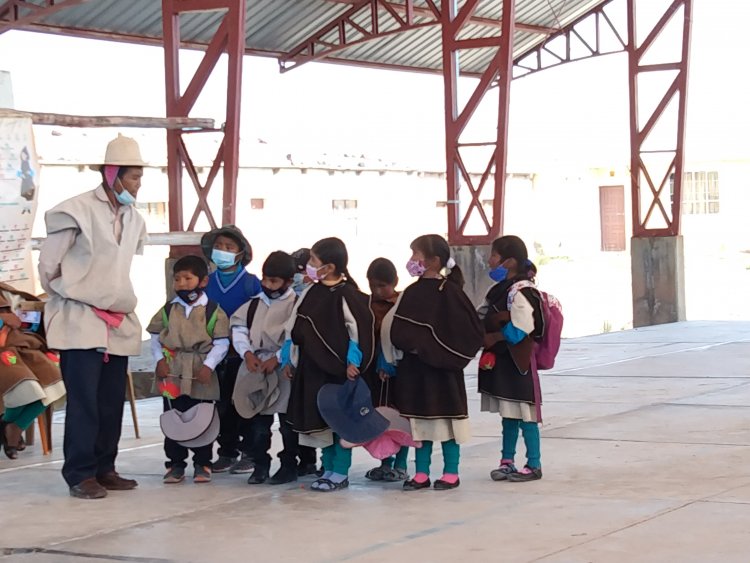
406, 259, 426, 277
306, 263, 322, 282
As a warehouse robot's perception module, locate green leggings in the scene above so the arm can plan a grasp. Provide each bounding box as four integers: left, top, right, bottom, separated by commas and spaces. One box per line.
414, 439, 460, 475
321, 434, 353, 475
382, 446, 409, 470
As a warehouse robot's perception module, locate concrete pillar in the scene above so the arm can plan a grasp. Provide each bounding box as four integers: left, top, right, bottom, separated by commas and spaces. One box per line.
631, 236, 686, 327
450, 245, 493, 307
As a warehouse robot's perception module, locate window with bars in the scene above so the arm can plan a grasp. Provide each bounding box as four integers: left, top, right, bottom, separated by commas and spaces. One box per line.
332, 199, 357, 211
670, 171, 720, 215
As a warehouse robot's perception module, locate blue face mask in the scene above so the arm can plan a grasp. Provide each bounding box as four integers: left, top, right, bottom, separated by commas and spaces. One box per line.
115, 188, 136, 206
211, 248, 239, 270
489, 265, 509, 282
292, 272, 310, 296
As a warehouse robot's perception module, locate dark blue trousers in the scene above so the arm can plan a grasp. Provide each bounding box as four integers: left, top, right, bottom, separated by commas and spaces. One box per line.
60, 349, 128, 487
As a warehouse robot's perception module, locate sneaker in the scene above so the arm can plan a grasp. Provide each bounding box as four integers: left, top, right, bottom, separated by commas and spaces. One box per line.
297, 462, 319, 477
508, 465, 543, 482
193, 466, 212, 483
490, 462, 518, 481
268, 465, 298, 485
230, 455, 255, 475
212, 455, 237, 473
163, 467, 185, 484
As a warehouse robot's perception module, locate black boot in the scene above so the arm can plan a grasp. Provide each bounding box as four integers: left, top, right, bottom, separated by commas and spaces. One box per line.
268, 464, 298, 485
247, 465, 269, 485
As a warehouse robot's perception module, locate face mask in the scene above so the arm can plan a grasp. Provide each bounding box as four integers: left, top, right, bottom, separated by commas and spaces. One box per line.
489, 265, 509, 282
211, 248, 238, 270
292, 272, 310, 295
262, 285, 285, 300
306, 263, 322, 282
176, 287, 203, 304
406, 259, 426, 278
115, 187, 136, 206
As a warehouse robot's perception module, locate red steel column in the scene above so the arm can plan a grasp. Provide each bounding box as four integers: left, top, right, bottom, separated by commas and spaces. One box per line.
162, 0, 183, 232
161, 0, 245, 233
222, 0, 245, 225
492, 0, 516, 239
627, 0, 692, 237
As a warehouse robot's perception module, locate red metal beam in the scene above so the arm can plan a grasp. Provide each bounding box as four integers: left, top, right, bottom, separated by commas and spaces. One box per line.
0, 0, 89, 33
162, 0, 246, 241
512, 0, 625, 79
627, 0, 692, 237
442, 0, 515, 246
323, 0, 556, 35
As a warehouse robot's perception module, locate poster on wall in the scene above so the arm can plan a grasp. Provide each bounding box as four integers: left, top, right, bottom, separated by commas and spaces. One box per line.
0, 111, 39, 294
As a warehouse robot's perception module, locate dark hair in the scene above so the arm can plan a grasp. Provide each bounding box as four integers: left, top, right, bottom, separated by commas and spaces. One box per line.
173, 255, 209, 279
367, 257, 397, 285
491, 235, 535, 280
263, 251, 295, 280
311, 237, 358, 289
291, 248, 311, 272
411, 233, 464, 289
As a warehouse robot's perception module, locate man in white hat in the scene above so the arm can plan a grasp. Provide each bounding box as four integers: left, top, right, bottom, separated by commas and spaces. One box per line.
38, 134, 148, 499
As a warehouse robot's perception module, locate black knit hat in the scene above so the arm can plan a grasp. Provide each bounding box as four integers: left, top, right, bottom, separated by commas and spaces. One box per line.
263, 251, 295, 280
200, 225, 252, 266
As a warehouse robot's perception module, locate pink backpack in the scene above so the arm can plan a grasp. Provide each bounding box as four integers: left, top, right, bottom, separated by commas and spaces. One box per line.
507, 281, 563, 370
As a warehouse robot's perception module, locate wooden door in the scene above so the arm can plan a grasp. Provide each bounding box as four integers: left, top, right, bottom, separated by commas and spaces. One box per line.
599, 185, 626, 252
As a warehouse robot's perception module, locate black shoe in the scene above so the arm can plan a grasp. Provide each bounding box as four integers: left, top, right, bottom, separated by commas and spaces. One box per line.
507, 466, 543, 482
434, 478, 460, 490
268, 465, 298, 485
247, 466, 269, 485
403, 478, 431, 491
212, 455, 237, 473
297, 462, 319, 477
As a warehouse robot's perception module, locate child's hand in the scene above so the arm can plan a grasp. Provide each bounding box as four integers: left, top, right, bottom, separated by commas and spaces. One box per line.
0, 312, 22, 330
196, 365, 212, 385
378, 370, 390, 382
245, 351, 261, 372
346, 364, 360, 380
260, 356, 279, 375
155, 359, 170, 379
282, 365, 294, 380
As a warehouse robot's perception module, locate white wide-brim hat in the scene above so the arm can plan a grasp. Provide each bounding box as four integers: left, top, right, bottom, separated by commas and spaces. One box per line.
90, 133, 148, 171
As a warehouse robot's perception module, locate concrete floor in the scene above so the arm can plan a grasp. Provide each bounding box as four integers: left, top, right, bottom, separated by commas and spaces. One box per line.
2, 321, 750, 563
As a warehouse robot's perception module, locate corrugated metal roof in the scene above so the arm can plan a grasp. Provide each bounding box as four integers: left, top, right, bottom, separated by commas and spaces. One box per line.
21, 0, 612, 75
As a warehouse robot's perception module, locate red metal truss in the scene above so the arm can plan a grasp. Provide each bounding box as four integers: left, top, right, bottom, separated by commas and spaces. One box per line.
281, 0, 556, 73
627, 0, 692, 237
512, 0, 626, 79
280, 0, 437, 72
162, 0, 245, 237
442, 0, 515, 246
0, 0, 88, 33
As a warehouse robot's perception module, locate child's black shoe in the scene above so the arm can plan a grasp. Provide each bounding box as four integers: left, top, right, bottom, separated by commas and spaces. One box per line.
297, 462, 319, 477
247, 466, 269, 485
268, 465, 298, 485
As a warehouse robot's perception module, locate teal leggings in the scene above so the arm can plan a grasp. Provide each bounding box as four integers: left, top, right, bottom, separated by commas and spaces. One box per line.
321, 434, 353, 475
414, 439, 460, 475
501, 418, 541, 469
382, 446, 410, 470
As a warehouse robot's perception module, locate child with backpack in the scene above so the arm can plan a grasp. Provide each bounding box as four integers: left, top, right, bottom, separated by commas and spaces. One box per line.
148, 256, 230, 484
230, 251, 311, 485
200, 226, 262, 474
477, 235, 547, 482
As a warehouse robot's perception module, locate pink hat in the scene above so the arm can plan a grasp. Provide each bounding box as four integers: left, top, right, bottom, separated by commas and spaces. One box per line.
339, 406, 421, 458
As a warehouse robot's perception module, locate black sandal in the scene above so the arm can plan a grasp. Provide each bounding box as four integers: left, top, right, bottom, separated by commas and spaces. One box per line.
310, 477, 349, 492
1, 421, 18, 460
